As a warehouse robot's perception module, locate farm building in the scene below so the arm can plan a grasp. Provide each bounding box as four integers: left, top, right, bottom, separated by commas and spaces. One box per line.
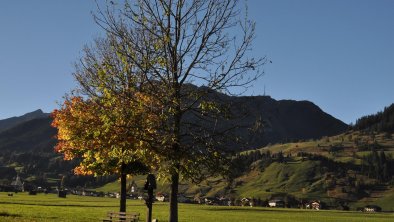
241, 197, 252, 207
306, 200, 322, 210
363, 205, 382, 212
155, 193, 167, 202
268, 199, 285, 208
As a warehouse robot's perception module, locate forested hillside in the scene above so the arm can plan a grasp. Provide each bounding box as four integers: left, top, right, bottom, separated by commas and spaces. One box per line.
354, 104, 394, 132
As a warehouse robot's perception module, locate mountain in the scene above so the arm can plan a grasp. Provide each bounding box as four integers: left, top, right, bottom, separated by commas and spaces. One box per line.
0, 109, 49, 133
0, 117, 56, 153
0, 93, 348, 190
0, 116, 93, 188
0, 95, 348, 152
226, 95, 348, 149
1, 100, 392, 210
179, 84, 348, 150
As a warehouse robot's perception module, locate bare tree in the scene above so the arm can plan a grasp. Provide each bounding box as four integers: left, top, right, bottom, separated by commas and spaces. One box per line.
93, 1, 266, 221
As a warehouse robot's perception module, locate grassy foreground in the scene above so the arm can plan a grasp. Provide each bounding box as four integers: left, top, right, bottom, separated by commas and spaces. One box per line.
0, 192, 393, 222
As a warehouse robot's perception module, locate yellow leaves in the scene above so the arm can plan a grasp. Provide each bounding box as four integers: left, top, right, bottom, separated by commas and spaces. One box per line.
52, 86, 163, 176
147, 127, 156, 134
103, 88, 111, 98
157, 57, 166, 68
93, 131, 101, 138
74, 165, 93, 176
199, 100, 220, 115
153, 42, 161, 51
115, 50, 128, 67
164, 33, 170, 44
97, 68, 106, 80
63, 151, 76, 161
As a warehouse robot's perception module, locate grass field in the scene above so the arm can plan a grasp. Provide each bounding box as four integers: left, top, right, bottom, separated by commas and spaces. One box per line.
0, 192, 393, 222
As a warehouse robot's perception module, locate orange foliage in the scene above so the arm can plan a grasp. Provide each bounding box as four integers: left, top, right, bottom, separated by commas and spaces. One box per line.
52, 93, 162, 176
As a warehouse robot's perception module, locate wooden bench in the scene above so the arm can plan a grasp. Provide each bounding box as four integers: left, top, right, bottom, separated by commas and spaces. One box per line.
102, 211, 140, 222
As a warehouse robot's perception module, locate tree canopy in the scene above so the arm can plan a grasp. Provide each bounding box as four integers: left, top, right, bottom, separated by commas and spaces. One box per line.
52, 35, 164, 212
52, 94, 160, 176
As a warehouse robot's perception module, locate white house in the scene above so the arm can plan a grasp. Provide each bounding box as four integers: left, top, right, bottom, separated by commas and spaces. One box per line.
268, 199, 285, 207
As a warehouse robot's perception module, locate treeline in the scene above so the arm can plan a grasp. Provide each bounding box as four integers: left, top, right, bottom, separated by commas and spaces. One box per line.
0, 151, 75, 176
228, 150, 287, 180
228, 150, 350, 181
230, 147, 394, 184
360, 150, 394, 182
354, 104, 394, 132
0, 151, 116, 188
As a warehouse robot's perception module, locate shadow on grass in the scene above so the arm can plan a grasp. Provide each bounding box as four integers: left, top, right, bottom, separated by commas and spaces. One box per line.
204, 207, 302, 213
205, 207, 394, 215
0, 201, 148, 208
0, 201, 115, 208
0, 211, 21, 217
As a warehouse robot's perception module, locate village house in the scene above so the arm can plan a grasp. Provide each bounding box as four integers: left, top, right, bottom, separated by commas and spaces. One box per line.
363, 205, 382, 212
155, 193, 167, 202
193, 196, 204, 204
306, 200, 322, 210
204, 197, 218, 205
268, 199, 285, 208
241, 197, 250, 206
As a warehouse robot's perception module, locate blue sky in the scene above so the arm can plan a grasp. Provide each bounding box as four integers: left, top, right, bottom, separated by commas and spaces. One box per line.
0, 0, 393, 124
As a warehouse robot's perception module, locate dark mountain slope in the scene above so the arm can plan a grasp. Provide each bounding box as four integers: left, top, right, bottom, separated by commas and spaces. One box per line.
0, 117, 56, 153
0, 109, 49, 133
265, 98, 347, 141
220, 95, 348, 149
0, 93, 348, 153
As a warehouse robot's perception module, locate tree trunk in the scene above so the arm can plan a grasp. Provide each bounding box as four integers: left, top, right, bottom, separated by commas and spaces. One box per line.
169, 166, 179, 222
167, 75, 181, 222
120, 163, 127, 212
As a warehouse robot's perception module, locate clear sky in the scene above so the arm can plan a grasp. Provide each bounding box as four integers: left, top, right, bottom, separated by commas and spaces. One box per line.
0, 0, 393, 124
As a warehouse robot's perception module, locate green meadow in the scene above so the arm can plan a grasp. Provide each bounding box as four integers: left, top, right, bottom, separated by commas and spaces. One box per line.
0, 192, 393, 222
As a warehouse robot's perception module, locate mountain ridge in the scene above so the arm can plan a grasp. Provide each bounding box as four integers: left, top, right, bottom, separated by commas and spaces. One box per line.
225, 95, 348, 148
0, 95, 348, 152
0, 109, 49, 133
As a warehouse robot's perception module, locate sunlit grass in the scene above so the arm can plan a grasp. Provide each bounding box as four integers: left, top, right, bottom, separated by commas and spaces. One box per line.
0, 192, 393, 222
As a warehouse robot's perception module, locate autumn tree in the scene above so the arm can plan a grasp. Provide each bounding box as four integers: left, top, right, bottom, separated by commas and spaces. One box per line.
90, 1, 265, 221
52, 36, 163, 212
